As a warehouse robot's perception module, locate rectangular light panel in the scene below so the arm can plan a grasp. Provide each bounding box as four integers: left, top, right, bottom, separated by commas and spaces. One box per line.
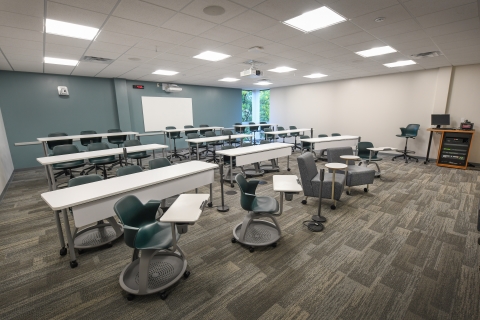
384, 60, 416, 68
304, 73, 328, 78
46, 19, 99, 40
268, 66, 296, 73
193, 51, 231, 61
219, 78, 240, 82
356, 46, 397, 57
254, 80, 272, 85
283, 7, 346, 33
44, 57, 78, 66
152, 70, 179, 75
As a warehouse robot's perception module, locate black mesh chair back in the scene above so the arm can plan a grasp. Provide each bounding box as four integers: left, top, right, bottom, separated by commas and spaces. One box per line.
199, 124, 211, 136
107, 129, 127, 146
80, 130, 101, 147
47, 132, 72, 151
184, 125, 198, 135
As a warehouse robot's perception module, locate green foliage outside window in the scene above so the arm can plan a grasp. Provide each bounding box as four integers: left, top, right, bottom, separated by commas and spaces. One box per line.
242, 90, 252, 122
260, 90, 270, 122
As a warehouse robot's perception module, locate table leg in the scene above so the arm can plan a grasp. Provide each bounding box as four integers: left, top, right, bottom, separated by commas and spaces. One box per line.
424, 131, 434, 164
61, 209, 78, 268
55, 210, 67, 256
208, 183, 213, 207
163, 133, 167, 158
230, 156, 233, 187
48, 165, 56, 190
42, 142, 48, 156
217, 159, 229, 212
287, 155, 290, 171
197, 143, 200, 161
310, 128, 313, 138
280, 192, 284, 214
331, 170, 336, 205
153, 150, 155, 159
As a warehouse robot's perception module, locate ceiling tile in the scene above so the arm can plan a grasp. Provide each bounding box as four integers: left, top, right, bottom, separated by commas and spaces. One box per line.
102, 17, 158, 37
44, 64, 76, 75
415, 2, 478, 28
344, 39, 388, 52
134, 39, 177, 53
229, 35, 273, 49
2, 48, 43, 61
88, 41, 130, 54
311, 21, 363, 40
0, 0, 44, 17
47, 1, 108, 28
396, 44, 438, 56
212, 43, 246, 55
400, 0, 475, 17
280, 34, 323, 48
71, 62, 108, 76
45, 43, 86, 57
260, 42, 292, 54
84, 48, 123, 60
253, 0, 322, 21
96, 63, 137, 77
113, 0, 177, 27
181, 0, 247, 24
330, 31, 376, 47
182, 36, 224, 50
393, 38, 436, 51
230, 0, 266, 8
94, 30, 139, 47
0, 11, 43, 31
300, 41, 340, 54
161, 13, 216, 36
143, 27, 194, 45
424, 18, 480, 37
432, 28, 480, 44
49, 0, 118, 14
438, 38, 480, 51
326, 0, 399, 19
141, 0, 193, 11
199, 25, 247, 43
9, 59, 43, 72
351, 5, 412, 30
222, 10, 278, 34
367, 19, 421, 38
118, 67, 153, 80
382, 30, 430, 45
46, 34, 91, 48
317, 47, 353, 58
0, 37, 42, 50
125, 47, 160, 58
256, 24, 302, 42
0, 25, 43, 42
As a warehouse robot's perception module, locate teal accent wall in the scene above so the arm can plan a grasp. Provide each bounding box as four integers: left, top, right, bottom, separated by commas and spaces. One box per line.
0, 70, 242, 169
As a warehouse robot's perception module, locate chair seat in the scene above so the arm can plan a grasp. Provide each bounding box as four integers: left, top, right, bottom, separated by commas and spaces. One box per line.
52, 160, 85, 170
396, 134, 416, 138
345, 165, 375, 186
251, 196, 279, 214
135, 222, 180, 250
311, 172, 345, 200
89, 155, 117, 165
127, 151, 149, 159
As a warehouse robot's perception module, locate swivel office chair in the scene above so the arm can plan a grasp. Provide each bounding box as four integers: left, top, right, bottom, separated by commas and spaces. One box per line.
222, 129, 240, 146
234, 122, 245, 134
80, 130, 101, 149
332, 133, 341, 137
107, 129, 127, 168
327, 147, 375, 195
248, 122, 259, 144
47, 132, 72, 156
205, 131, 222, 163
393, 124, 420, 163
259, 121, 270, 139
263, 128, 276, 142
166, 126, 186, 161
289, 126, 302, 151
186, 133, 207, 159
149, 158, 171, 169
317, 134, 329, 161
276, 126, 290, 143
297, 152, 345, 209
300, 135, 315, 156
87, 142, 118, 179
114, 195, 191, 301
199, 124, 212, 136
358, 142, 383, 176
232, 174, 281, 252
124, 140, 150, 166
184, 125, 197, 136
116, 165, 143, 177
51, 145, 85, 183
67, 174, 123, 254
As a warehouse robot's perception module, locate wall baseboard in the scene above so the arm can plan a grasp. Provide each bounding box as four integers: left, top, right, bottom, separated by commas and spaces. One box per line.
0, 171, 14, 204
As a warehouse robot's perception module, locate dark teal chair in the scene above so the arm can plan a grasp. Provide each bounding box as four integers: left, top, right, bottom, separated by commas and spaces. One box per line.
47, 132, 72, 155
205, 131, 222, 163
277, 126, 290, 143
186, 133, 207, 159
52, 145, 85, 181
107, 129, 127, 148
234, 122, 245, 134
248, 122, 258, 144
393, 124, 420, 163
316, 134, 329, 160
124, 140, 150, 166
222, 129, 240, 146
289, 126, 301, 151
263, 128, 276, 142
113, 195, 187, 300
231, 174, 281, 252
87, 142, 118, 179
166, 126, 186, 161
184, 125, 197, 136
358, 141, 382, 175
332, 133, 341, 137
199, 124, 212, 136
300, 135, 314, 155
116, 165, 142, 177
80, 130, 102, 149
149, 158, 172, 169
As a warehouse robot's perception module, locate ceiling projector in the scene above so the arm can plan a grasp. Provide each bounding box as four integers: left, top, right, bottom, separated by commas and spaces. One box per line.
241, 67, 263, 78
162, 83, 182, 92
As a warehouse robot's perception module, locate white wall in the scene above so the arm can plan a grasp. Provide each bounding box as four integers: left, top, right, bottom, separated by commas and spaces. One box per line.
0, 108, 14, 196
271, 67, 459, 158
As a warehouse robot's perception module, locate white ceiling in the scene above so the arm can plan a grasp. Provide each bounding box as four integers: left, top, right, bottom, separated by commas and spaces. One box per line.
0, 0, 479, 89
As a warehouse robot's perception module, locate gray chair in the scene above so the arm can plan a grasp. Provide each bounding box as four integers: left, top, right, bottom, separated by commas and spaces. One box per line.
186, 133, 207, 159
263, 128, 277, 142
300, 135, 315, 156
116, 165, 143, 177
326, 147, 375, 195
52, 145, 85, 182
124, 140, 150, 166
149, 158, 172, 169
87, 142, 118, 179
47, 132, 72, 156
297, 152, 345, 209
222, 129, 240, 146
166, 126, 186, 161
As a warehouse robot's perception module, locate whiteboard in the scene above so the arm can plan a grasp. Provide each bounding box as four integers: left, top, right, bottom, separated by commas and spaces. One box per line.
141, 96, 193, 132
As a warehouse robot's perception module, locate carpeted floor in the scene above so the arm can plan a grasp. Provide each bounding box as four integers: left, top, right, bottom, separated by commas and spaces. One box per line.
0, 153, 479, 320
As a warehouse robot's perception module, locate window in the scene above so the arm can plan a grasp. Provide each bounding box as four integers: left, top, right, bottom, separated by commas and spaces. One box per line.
260, 90, 270, 122
242, 89, 270, 122
242, 90, 252, 122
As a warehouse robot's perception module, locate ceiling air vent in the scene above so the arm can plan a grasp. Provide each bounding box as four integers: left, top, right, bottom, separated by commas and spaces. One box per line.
410, 51, 442, 59
242, 60, 266, 66
80, 56, 114, 64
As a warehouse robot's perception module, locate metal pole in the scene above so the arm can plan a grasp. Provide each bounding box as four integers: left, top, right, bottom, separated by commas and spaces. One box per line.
311, 128, 313, 138
217, 159, 229, 212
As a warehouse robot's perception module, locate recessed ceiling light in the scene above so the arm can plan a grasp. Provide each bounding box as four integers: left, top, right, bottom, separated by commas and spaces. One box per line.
219, 77, 240, 82
46, 19, 99, 40
152, 69, 178, 75
375, 17, 386, 22
384, 60, 416, 68
268, 66, 296, 73
304, 73, 328, 79
203, 5, 225, 16
356, 46, 397, 57
128, 57, 141, 61
254, 80, 272, 86
283, 6, 346, 33
193, 51, 231, 61
44, 57, 78, 66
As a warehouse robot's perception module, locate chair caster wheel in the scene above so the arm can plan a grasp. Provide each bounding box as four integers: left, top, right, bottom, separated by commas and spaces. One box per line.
59, 247, 67, 256
249, 247, 254, 253
160, 291, 168, 300
77, 249, 85, 255
207, 202, 212, 208
301, 200, 307, 204
271, 243, 277, 248
184, 270, 191, 279
106, 243, 113, 248
423, 161, 427, 164
331, 205, 336, 210
231, 184, 234, 188
70, 260, 78, 268
364, 188, 368, 192
392, 158, 394, 161
287, 168, 291, 171
416, 159, 419, 162
127, 294, 135, 301
346, 191, 350, 195
231, 238, 237, 243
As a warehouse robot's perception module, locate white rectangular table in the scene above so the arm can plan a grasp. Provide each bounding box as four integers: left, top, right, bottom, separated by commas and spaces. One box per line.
37, 143, 168, 190
273, 175, 303, 213
41, 161, 217, 268
185, 134, 252, 160
366, 147, 397, 176
300, 135, 360, 157
162, 127, 224, 156
37, 132, 139, 156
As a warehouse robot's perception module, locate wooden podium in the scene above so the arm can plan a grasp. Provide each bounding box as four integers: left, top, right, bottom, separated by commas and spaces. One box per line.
425, 128, 475, 169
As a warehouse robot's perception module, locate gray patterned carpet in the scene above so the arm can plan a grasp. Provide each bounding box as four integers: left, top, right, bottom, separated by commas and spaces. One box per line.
0, 152, 479, 320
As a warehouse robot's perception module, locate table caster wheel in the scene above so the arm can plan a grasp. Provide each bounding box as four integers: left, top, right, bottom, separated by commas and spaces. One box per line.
392, 158, 394, 161
423, 161, 427, 164
78, 249, 85, 255
59, 247, 67, 256
346, 191, 351, 195
301, 200, 307, 204
330, 205, 336, 210
70, 260, 78, 268
287, 168, 291, 171
160, 291, 168, 300
184, 270, 191, 279
416, 159, 419, 162
364, 188, 368, 192
271, 243, 277, 248
127, 294, 135, 301
230, 184, 234, 188
207, 202, 212, 208
231, 238, 237, 243
249, 247, 254, 253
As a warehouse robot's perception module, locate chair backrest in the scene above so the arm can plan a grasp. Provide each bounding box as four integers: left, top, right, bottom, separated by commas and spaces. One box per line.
358, 142, 374, 159
289, 126, 297, 130
184, 125, 197, 135
186, 133, 202, 147
80, 130, 101, 146
264, 128, 274, 140
297, 152, 318, 196
235, 174, 257, 211
331, 133, 341, 136
277, 126, 287, 138
52, 144, 80, 156
199, 124, 211, 135
68, 174, 102, 187
107, 129, 127, 144
166, 126, 180, 138
404, 124, 420, 136
318, 134, 328, 138
47, 132, 72, 150
235, 123, 245, 133
87, 142, 109, 151
327, 147, 354, 164
124, 139, 141, 147
300, 135, 311, 147
222, 129, 234, 136
242, 142, 252, 147
260, 140, 270, 144
113, 195, 147, 248
149, 158, 172, 169
205, 131, 216, 137
248, 122, 258, 131
116, 165, 143, 177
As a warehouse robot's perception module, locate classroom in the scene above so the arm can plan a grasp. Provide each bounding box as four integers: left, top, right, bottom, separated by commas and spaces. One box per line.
0, 0, 479, 319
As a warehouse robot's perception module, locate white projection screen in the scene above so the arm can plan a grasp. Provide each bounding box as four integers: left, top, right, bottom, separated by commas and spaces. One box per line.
141, 96, 193, 132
